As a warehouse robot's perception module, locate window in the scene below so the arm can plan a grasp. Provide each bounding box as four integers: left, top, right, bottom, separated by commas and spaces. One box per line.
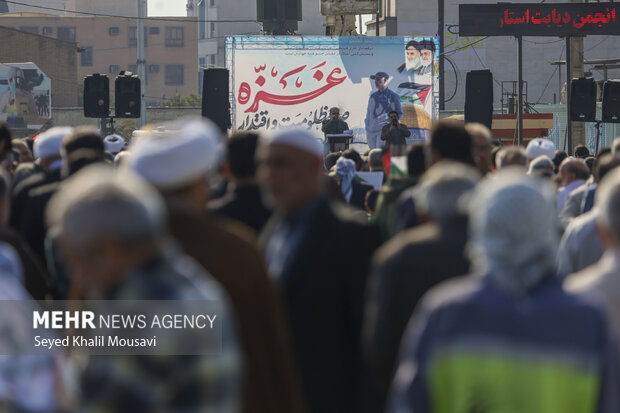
165, 64, 184, 85
80, 46, 93, 66
209, 0, 215, 6
209, 23, 215, 38
109, 26, 120, 36
42, 26, 53, 35
210, 55, 216, 65
165, 27, 184, 47
109, 64, 120, 73
149, 27, 159, 35
57, 26, 76, 42
149, 64, 160, 73
199, 57, 205, 68
19, 26, 38, 34
128, 64, 138, 74
128, 27, 147, 47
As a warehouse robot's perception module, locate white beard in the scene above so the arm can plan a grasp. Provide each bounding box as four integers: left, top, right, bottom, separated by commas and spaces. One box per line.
421, 58, 433, 68
406, 58, 421, 71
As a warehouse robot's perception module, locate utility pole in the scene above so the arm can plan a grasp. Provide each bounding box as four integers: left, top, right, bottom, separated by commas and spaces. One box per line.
438, 0, 445, 110
569, 0, 585, 149
137, 0, 146, 128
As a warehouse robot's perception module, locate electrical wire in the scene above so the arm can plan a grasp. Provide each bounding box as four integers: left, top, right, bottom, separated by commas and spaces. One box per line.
442, 36, 488, 56
534, 45, 565, 105
2, 0, 257, 23
444, 56, 459, 102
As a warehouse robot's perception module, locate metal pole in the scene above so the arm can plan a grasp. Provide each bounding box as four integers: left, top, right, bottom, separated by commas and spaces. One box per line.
558, 62, 562, 103
438, 0, 445, 110
375, 0, 380, 36
137, 0, 146, 128
517, 36, 523, 146
566, 36, 572, 151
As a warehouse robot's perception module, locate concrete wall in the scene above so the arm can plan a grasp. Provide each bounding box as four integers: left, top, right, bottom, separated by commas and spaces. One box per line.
0, 25, 77, 106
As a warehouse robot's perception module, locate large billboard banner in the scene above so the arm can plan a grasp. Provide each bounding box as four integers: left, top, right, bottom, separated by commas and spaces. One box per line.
227, 36, 439, 146
0, 62, 51, 129
321, 0, 378, 15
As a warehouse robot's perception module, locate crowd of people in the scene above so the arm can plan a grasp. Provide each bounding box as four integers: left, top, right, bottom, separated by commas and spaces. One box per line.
1, 116, 620, 412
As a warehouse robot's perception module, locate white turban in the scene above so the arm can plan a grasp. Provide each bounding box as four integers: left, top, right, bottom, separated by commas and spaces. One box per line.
33, 127, 73, 160
526, 138, 555, 160
268, 128, 324, 158
468, 170, 558, 294
126, 117, 222, 190
104, 134, 125, 154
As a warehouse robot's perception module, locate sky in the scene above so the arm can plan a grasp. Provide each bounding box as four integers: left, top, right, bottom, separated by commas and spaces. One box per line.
148, 0, 186, 16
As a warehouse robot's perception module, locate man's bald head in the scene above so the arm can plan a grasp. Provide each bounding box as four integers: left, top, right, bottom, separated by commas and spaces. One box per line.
559, 157, 590, 187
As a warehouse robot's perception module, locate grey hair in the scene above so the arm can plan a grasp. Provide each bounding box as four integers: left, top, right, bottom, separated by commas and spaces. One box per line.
413, 161, 480, 221
596, 168, 620, 245
465, 122, 492, 141
368, 149, 384, 168
497, 147, 527, 169
527, 155, 554, 176
46, 164, 165, 251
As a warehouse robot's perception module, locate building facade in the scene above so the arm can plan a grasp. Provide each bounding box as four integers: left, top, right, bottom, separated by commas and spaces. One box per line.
0, 25, 77, 107
367, 0, 620, 111
187, 0, 325, 71
0, 13, 197, 106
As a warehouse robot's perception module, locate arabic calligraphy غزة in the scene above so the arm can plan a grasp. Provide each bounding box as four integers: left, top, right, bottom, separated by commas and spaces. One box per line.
238, 62, 348, 113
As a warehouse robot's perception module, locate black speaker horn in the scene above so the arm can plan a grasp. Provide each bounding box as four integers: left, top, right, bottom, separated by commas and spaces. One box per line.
202, 68, 231, 134
602, 80, 620, 123
115, 71, 141, 118
465, 69, 493, 130
570, 77, 597, 122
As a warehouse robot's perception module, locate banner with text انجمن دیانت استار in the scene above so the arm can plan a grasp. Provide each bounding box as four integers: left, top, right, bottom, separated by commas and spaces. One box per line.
226, 36, 439, 145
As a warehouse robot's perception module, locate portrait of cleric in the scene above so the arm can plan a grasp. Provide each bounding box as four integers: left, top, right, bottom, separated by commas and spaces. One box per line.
391, 38, 439, 142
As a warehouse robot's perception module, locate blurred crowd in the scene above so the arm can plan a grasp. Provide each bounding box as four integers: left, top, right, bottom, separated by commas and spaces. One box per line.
1, 117, 620, 412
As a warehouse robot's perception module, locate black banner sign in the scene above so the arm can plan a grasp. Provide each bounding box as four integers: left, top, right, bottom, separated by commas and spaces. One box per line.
459, 3, 620, 36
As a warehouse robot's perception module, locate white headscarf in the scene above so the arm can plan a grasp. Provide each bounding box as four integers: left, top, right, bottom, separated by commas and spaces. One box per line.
335, 157, 357, 203
468, 170, 558, 295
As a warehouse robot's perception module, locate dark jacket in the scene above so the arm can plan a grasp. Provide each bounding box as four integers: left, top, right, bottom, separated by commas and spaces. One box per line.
0, 227, 50, 299
259, 198, 381, 413
349, 178, 374, 211
321, 118, 349, 136
167, 204, 304, 413
380, 123, 411, 146
208, 184, 272, 234
361, 217, 470, 413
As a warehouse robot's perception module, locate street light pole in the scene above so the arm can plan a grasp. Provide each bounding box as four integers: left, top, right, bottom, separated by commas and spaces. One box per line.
137, 0, 147, 128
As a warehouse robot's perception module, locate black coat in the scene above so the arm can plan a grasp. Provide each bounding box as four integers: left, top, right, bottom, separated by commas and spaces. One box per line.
360, 217, 470, 413
208, 184, 272, 234
259, 198, 381, 413
349, 179, 374, 211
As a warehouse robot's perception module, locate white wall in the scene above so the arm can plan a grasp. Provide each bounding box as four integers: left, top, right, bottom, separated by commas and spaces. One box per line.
397, 0, 620, 111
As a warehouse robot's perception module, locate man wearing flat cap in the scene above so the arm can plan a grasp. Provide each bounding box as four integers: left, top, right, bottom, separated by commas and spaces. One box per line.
365, 72, 403, 150
258, 128, 381, 413
126, 118, 303, 413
